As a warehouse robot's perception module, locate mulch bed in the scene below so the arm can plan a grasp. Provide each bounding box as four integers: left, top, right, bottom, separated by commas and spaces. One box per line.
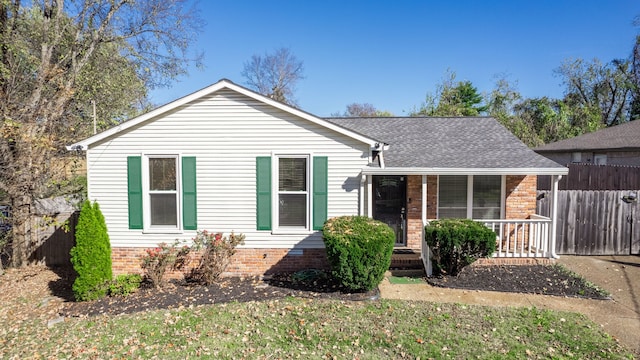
62, 272, 379, 317
60, 264, 609, 317
426, 264, 610, 299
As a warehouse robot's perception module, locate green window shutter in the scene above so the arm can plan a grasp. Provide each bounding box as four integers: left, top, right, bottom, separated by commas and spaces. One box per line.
312, 156, 328, 230
127, 156, 143, 229
256, 157, 272, 230
182, 157, 197, 230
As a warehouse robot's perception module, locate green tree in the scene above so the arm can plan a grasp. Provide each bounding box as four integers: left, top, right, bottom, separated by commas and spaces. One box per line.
512, 97, 571, 147
70, 201, 111, 301
241, 47, 305, 106
411, 70, 487, 116
555, 58, 633, 126
0, 1, 203, 267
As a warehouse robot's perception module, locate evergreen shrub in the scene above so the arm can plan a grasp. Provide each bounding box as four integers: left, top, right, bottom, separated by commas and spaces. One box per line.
322, 216, 394, 292
425, 219, 497, 276
70, 200, 112, 301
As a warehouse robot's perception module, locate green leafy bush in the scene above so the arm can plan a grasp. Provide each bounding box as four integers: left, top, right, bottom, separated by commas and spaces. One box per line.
109, 274, 142, 297
70, 200, 112, 301
425, 219, 497, 276
322, 216, 394, 292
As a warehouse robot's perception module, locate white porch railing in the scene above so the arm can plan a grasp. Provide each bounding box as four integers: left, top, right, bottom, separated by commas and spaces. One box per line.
480, 215, 552, 258
421, 215, 553, 267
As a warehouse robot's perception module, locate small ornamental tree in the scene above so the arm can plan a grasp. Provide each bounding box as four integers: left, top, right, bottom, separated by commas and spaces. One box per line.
322, 216, 394, 292
70, 200, 112, 301
425, 219, 497, 276
189, 231, 245, 285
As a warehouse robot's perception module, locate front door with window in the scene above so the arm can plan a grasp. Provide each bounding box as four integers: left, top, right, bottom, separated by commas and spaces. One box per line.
373, 176, 407, 246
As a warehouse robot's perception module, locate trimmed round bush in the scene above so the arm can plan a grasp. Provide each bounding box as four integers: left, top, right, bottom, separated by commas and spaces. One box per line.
70, 200, 112, 301
322, 216, 394, 292
425, 219, 497, 276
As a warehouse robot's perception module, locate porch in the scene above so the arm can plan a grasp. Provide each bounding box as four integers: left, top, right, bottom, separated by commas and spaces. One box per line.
388, 215, 555, 274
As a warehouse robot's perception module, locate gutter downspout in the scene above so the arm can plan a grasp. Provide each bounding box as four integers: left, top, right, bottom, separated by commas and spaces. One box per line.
550, 174, 562, 259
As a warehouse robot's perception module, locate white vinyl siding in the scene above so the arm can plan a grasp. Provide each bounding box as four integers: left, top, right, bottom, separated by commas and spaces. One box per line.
86, 90, 369, 248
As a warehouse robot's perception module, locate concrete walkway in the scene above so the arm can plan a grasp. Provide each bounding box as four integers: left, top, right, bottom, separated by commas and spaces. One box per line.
379, 255, 640, 355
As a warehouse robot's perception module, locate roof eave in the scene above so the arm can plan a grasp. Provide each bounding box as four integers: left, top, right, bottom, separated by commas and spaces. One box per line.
361, 167, 569, 176
535, 146, 640, 153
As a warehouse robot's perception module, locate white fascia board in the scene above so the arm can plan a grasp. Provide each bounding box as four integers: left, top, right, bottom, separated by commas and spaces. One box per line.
361, 167, 569, 176
66, 79, 379, 151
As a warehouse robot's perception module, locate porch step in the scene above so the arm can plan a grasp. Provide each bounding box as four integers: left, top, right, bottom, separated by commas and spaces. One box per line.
388, 268, 426, 277
390, 249, 423, 270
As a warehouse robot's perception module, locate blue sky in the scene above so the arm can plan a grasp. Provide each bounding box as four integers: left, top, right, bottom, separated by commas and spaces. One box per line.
149, 1, 640, 116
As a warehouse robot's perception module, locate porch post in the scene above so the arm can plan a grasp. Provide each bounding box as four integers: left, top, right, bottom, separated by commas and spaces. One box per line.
421, 175, 432, 276
359, 174, 366, 216
367, 175, 373, 217
549, 175, 562, 258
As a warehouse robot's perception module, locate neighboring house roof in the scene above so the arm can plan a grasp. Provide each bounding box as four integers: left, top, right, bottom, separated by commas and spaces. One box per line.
534, 120, 640, 153
326, 117, 567, 175
67, 79, 380, 151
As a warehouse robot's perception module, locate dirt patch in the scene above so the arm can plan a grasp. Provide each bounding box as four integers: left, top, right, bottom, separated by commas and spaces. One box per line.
427, 264, 609, 299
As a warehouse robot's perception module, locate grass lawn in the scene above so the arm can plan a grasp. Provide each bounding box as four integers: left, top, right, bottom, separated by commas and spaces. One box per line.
2, 298, 632, 359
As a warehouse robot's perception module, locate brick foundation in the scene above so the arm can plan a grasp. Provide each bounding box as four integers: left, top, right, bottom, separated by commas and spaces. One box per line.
112, 247, 329, 278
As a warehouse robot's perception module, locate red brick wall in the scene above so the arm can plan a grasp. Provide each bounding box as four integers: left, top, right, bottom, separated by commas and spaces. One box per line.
112, 247, 329, 278
405, 175, 438, 250
427, 175, 437, 219
406, 176, 422, 250
505, 175, 537, 219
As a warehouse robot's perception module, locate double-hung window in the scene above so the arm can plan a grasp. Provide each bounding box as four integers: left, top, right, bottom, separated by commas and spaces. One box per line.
438, 175, 504, 220
255, 155, 328, 232
127, 155, 197, 232
277, 156, 309, 229
148, 156, 179, 228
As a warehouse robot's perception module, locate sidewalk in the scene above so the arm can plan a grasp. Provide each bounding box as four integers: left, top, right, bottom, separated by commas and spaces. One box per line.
379, 256, 640, 355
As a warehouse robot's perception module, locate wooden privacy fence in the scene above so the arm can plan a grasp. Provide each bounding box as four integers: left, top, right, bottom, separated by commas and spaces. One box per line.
28, 211, 78, 266
538, 163, 640, 190
537, 190, 640, 255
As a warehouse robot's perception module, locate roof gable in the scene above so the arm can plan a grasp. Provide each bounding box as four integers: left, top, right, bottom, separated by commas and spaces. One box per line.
534, 120, 640, 152
67, 79, 378, 150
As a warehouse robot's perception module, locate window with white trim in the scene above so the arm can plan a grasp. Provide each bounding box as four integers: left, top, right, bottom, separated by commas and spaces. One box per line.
438, 175, 504, 220
146, 156, 179, 229
277, 156, 309, 229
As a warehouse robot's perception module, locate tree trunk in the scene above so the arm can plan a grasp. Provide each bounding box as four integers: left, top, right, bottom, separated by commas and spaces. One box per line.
10, 193, 34, 267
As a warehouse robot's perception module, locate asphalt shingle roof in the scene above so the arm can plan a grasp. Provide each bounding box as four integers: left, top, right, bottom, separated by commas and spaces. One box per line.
534, 120, 640, 152
325, 117, 565, 169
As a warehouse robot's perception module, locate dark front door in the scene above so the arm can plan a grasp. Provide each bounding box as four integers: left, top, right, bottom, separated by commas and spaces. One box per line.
372, 175, 407, 246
